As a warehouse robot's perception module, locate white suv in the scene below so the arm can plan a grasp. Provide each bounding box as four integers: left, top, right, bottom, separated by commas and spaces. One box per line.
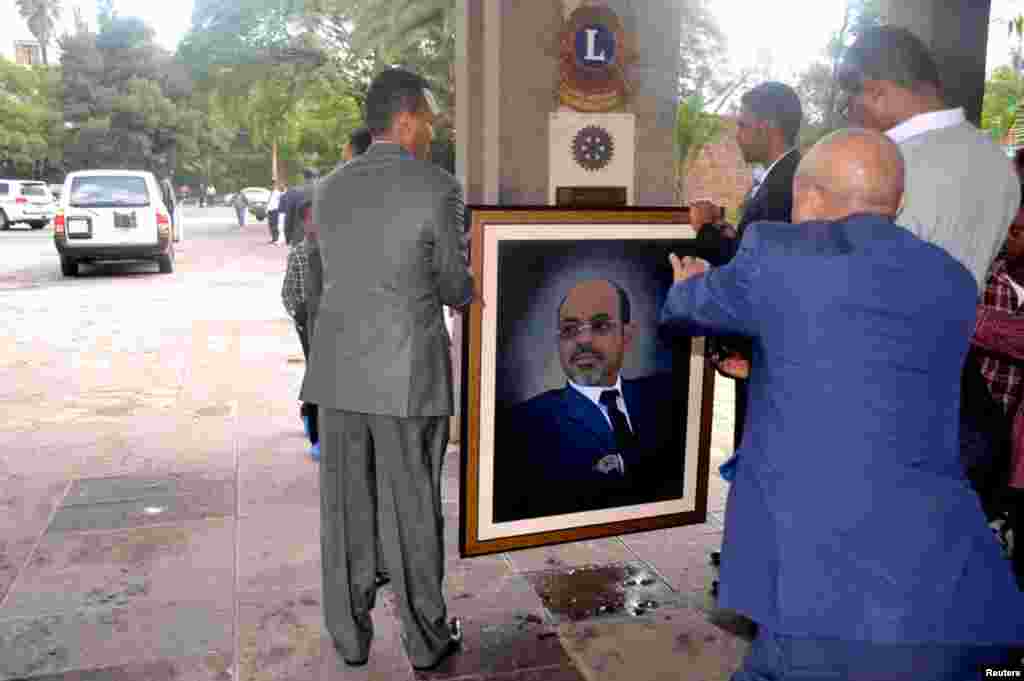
54, 170, 177, 277
0, 179, 57, 230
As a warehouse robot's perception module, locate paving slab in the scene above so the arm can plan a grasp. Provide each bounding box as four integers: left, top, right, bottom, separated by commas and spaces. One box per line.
4, 652, 233, 681
413, 615, 571, 681
237, 462, 320, 516
2, 518, 235, 619
48, 473, 235, 533
0, 474, 68, 604
0, 603, 233, 680
237, 507, 321, 601
558, 606, 748, 681
237, 586, 413, 681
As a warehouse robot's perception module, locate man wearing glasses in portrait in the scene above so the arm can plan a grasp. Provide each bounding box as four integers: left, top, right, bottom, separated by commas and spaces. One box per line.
492, 278, 681, 522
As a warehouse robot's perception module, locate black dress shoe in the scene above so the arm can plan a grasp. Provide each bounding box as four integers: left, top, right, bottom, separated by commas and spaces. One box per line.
411, 618, 462, 671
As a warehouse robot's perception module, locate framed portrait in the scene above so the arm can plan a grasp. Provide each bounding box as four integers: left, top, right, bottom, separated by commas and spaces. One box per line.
459, 207, 716, 557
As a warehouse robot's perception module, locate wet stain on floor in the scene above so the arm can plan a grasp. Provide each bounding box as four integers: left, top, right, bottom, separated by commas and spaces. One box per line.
526, 563, 677, 623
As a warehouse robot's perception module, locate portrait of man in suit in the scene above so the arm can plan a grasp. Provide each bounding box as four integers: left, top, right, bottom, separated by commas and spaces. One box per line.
492, 277, 683, 522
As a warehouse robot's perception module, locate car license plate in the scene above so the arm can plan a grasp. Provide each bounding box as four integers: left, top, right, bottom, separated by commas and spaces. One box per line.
114, 212, 136, 229
67, 218, 90, 236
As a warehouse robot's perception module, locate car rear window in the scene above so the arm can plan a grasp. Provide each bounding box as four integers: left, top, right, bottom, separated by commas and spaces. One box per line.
70, 176, 149, 208
20, 183, 48, 196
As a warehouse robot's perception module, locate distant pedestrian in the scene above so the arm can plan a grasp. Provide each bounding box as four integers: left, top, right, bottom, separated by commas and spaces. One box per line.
267, 182, 283, 244
232, 189, 248, 227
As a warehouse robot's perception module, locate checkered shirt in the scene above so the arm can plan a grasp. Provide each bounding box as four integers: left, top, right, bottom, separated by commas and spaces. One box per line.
281, 240, 309, 320
978, 253, 1024, 417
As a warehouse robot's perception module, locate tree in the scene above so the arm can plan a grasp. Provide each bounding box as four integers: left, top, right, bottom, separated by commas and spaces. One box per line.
0, 59, 60, 174
674, 93, 726, 200
982, 65, 1023, 143
59, 13, 195, 177
794, 0, 881, 136
16, 0, 62, 66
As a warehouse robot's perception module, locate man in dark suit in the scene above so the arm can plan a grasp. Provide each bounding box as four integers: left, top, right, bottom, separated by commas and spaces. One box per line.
493, 279, 681, 521
689, 81, 803, 447
661, 128, 1024, 679
301, 68, 473, 671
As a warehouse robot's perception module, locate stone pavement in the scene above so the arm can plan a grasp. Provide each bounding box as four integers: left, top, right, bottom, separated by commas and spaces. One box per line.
0, 211, 749, 680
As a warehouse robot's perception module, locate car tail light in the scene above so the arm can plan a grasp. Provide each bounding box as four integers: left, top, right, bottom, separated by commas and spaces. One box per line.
156, 212, 170, 235
15, 197, 26, 204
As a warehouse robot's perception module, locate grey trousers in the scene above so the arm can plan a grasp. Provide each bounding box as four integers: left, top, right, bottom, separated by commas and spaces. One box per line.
319, 409, 451, 667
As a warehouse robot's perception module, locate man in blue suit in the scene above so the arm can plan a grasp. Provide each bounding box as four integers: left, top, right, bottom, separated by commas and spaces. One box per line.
661, 128, 1024, 679
493, 279, 682, 521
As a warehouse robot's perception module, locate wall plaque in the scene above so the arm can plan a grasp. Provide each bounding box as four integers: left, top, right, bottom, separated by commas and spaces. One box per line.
559, 3, 633, 112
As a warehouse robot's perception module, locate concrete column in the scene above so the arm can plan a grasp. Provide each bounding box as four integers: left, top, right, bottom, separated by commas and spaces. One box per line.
881, 0, 992, 125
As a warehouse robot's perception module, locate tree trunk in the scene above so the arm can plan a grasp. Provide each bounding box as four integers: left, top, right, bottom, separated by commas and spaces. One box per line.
272, 141, 278, 184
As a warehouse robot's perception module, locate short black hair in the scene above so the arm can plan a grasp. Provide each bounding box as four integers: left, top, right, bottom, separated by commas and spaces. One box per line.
557, 280, 631, 325
350, 127, 372, 156
839, 26, 942, 96
740, 82, 803, 147
365, 68, 432, 137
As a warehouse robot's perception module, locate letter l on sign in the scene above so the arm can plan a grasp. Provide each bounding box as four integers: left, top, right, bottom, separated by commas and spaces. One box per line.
584, 28, 606, 62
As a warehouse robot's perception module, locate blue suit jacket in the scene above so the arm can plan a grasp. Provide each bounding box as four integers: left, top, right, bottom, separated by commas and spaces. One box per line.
493, 373, 682, 521
660, 214, 1024, 645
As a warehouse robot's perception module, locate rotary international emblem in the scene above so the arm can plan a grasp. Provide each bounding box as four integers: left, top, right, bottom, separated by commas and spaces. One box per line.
572, 126, 615, 171
559, 4, 633, 112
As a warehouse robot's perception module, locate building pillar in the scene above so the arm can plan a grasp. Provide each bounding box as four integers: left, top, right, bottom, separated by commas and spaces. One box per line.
881, 0, 992, 125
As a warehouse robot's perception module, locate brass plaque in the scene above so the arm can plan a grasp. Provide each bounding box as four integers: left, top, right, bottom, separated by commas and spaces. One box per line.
555, 186, 627, 208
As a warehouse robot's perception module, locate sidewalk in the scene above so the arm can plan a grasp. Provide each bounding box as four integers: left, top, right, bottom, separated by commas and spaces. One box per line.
0, 218, 750, 680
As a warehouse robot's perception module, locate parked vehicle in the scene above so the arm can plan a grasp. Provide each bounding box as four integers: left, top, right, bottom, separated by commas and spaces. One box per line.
0, 179, 57, 230
54, 170, 177, 277
240, 187, 270, 221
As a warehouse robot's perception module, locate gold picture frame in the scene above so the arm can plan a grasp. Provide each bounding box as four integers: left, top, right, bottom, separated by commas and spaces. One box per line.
459, 207, 716, 557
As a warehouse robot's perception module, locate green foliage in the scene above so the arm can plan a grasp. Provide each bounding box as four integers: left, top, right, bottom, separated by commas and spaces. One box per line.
0, 59, 60, 169
60, 13, 195, 177
173, 0, 457, 190
674, 94, 725, 184
982, 65, 1022, 142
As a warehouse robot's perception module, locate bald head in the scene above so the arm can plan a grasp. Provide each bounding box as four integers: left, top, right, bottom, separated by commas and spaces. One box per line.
792, 128, 905, 223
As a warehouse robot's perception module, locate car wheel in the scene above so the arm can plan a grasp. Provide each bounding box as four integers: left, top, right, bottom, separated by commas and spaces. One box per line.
0, 210, 8, 230
30, 221, 47, 230
60, 257, 78, 277
158, 247, 174, 274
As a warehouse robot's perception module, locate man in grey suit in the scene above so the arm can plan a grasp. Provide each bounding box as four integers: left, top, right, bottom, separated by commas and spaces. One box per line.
301, 68, 474, 671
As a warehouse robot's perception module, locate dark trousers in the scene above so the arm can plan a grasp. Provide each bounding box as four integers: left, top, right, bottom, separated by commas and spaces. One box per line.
235, 206, 246, 226
268, 209, 280, 241
319, 410, 450, 667
295, 319, 318, 444
732, 628, 1015, 681
734, 378, 749, 449
1011, 487, 1024, 591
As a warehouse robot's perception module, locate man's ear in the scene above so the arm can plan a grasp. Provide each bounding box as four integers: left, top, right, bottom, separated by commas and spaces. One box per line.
621, 322, 636, 351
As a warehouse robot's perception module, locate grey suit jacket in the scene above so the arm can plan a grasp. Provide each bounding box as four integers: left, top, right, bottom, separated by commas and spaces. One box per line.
300, 143, 474, 417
